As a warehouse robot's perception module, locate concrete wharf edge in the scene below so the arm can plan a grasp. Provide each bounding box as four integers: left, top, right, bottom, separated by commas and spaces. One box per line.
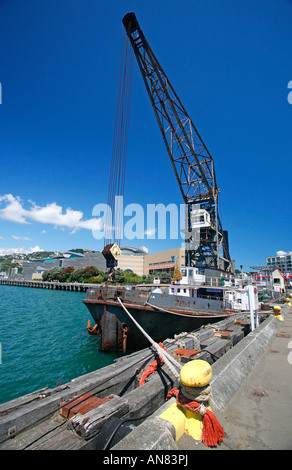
113, 303, 292, 451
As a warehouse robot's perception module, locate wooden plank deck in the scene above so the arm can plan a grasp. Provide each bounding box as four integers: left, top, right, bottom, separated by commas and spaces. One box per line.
0, 311, 265, 450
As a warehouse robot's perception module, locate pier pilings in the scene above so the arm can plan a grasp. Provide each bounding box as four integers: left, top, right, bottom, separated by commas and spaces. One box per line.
0, 278, 96, 292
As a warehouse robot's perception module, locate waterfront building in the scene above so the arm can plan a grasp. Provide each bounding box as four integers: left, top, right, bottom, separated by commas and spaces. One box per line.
19, 248, 146, 280
144, 247, 185, 277
20, 251, 106, 280
11, 245, 237, 281
117, 246, 146, 276
266, 251, 292, 273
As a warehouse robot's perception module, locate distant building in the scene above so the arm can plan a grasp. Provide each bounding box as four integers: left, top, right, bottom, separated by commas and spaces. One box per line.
144, 247, 185, 276
271, 269, 286, 292
21, 247, 147, 280
266, 251, 292, 273
31, 266, 48, 280
117, 246, 147, 276
21, 251, 106, 280
20, 245, 241, 280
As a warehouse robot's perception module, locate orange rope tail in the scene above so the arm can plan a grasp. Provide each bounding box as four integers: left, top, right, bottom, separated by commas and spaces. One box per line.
139, 343, 166, 386
166, 387, 224, 447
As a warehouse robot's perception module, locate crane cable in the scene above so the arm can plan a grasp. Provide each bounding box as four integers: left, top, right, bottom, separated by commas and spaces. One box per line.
105, 30, 134, 245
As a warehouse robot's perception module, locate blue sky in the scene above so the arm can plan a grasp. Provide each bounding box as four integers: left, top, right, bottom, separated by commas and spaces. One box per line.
0, 0, 291, 270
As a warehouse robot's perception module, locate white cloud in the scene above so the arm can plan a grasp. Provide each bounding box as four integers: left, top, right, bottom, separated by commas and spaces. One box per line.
30, 245, 44, 253
0, 194, 102, 233
0, 194, 28, 224
12, 235, 31, 240
0, 245, 44, 256
144, 228, 157, 237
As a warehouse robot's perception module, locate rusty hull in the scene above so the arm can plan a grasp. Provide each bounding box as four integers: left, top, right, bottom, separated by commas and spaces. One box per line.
83, 285, 233, 351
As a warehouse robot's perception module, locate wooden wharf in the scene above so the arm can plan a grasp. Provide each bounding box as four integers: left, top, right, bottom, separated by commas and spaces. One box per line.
0, 309, 268, 450
0, 278, 94, 292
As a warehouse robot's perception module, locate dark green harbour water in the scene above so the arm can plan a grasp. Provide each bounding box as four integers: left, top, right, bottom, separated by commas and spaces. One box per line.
0, 285, 119, 405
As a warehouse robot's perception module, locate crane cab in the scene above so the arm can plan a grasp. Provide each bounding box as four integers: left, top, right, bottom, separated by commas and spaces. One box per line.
190, 209, 211, 229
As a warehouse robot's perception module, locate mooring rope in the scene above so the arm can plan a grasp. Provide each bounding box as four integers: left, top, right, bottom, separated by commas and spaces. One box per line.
117, 297, 182, 378
145, 299, 228, 318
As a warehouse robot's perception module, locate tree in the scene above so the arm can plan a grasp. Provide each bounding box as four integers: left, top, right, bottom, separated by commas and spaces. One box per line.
127, 272, 143, 284
42, 265, 107, 283
59, 266, 74, 282
173, 266, 182, 282
82, 266, 98, 279
94, 274, 104, 283
42, 267, 63, 282
115, 268, 126, 284
157, 271, 172, 284
42, 270, 49, 281
70, 268, 84, 282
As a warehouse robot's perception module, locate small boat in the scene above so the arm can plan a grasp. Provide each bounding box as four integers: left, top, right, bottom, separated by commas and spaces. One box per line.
83, 282, 257, 351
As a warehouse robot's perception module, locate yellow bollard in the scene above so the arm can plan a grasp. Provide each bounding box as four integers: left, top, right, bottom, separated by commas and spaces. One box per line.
160, 360, 213, 441
286, 298, 292, 307
273, 305, 284, 321
180, 359, 212, 388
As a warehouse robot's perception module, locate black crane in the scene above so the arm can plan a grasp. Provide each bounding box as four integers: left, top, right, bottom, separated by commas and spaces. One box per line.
122, 12, 232, 273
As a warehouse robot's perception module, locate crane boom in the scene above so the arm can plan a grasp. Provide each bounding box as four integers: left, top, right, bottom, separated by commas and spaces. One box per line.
122, 12, 232, 272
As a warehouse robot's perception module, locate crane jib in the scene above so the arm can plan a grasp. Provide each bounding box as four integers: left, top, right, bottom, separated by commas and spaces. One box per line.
121, 12, 232, 273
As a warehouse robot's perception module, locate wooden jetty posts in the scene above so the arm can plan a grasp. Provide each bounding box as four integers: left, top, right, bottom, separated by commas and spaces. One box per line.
0, 278, 92, 292
0, 310, 267, 450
